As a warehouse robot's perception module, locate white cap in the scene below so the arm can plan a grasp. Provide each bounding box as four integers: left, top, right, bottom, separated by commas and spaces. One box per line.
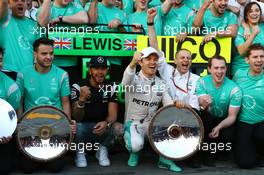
141, 47, 159, 59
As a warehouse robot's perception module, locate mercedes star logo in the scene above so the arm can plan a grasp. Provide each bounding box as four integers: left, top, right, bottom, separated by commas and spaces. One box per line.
97, 57, 104, 63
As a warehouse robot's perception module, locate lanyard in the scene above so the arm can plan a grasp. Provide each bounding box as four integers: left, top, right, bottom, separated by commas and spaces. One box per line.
171, 69, 190, 94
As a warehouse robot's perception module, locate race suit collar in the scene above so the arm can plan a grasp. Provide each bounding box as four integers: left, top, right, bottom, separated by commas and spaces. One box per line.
139, 71, 155, 83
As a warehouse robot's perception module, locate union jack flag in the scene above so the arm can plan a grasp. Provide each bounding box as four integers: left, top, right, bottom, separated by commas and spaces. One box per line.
124, 39, 137, 51
53, 37, 72, 50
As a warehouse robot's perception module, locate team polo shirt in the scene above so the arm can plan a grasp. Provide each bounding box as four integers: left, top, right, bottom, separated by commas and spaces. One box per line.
0, 15, 39, 72
71, 80, 118, 123
161, 4, 195, 36
0, 71, 21, 110
232, 23, 264, 75
122, 0, 161, 16
16, 65, 70, 111
202, 9, 237, 35
126, 11, 148, 33
37, 1, 85, 67
233, 69, 264, 124
122, 0, 134, 15
126, 9, 163, 35
196, 75, 242, 118
85, 2, 126, 32
184, 0, 204, 11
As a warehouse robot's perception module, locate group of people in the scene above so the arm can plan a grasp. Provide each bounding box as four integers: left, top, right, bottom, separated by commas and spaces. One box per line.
0, 0, 264, 174
1, 0, 264, 75
0, 37, 120, 174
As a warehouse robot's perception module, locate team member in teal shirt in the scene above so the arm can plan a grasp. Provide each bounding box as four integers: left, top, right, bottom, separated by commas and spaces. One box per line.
122, 0, 161, 16
196, 55, 242, 163
193, 0, 238, 43
126, 0, 163, 35
232, 2, 264, 75
86, 0, 126, 32
126, 0, 150, 34
161, 0, 195, 39
86, 0, 126, 69
122, 0, 135, 15
0, 46, 21, 175
0, 46, 21, 111
126, 0, 195, 38
0, 0, 39, 74
37, 0, 88, 85
16, 38, 75, 173
17, 38, 71, 115
0, 70, 21, 110
233, 43, 264, 169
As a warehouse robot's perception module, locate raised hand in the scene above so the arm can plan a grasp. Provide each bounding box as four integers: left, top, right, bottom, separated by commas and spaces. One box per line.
132, 23, 142, 33
202, 0, 212, 9
199, 95, 212, 110
108, 19, 121, 29
209, 126, 220, 138
147, 8, 157, 23
176, 32, 187, 43
79, 86, 91, 102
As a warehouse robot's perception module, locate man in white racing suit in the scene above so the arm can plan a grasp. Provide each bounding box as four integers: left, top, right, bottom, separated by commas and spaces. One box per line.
122, 46, 182, 172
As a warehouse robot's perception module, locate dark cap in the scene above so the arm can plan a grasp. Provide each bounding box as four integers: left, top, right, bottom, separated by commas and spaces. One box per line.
89, 56, 108, 67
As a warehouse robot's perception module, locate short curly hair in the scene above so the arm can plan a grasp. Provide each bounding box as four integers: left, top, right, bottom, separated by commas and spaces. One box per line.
246, 43, 264, 58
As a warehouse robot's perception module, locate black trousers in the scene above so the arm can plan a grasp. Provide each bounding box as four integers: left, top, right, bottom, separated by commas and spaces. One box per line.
201, 112, 235, 144
0, 141, 15, 174
234, 121, 264, 169
199, 112, 235, 161
18, 151, 66, 174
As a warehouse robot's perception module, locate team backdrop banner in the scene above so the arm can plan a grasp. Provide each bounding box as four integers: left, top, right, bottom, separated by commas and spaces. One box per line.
48, 33, 138, 57
137, 36, 232, 64
48, 32, 231, 64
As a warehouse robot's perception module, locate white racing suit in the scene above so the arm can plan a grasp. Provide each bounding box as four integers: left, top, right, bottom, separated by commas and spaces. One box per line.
122, 66, 173, 153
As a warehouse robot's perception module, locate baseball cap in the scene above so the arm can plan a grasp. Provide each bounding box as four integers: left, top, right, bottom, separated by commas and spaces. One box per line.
141, 47, 159, 59
89, 56, 108, 67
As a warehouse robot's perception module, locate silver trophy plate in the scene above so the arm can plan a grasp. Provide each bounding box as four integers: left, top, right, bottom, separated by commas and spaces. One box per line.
17, 105, 72, 162
148, 105, 204, 160
0, 98, 17, 137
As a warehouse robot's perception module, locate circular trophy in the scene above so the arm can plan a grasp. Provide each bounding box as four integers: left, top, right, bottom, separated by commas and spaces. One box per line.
16, 105, 73, 162
0, 98, 17, 137
148, 105, 204, 160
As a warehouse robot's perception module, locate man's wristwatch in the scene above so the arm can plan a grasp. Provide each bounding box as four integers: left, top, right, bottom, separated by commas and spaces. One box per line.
58, 16, 63, 23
